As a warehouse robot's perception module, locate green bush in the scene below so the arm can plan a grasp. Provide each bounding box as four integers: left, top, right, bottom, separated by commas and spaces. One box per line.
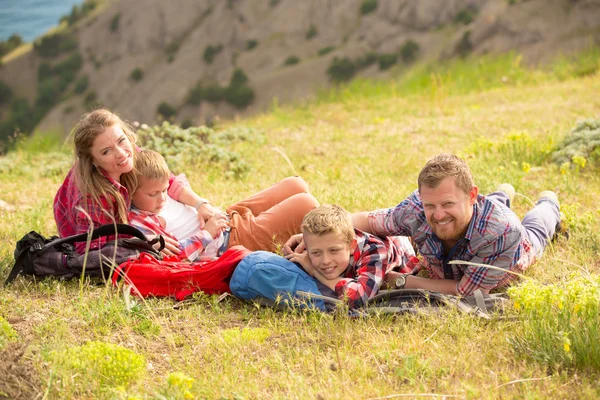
355, 52, 377, 68
137, 122, 257, 178
51, 341, 145, 391
509, 275, 600, 371
35, 79, 61, 109
455, 31, 473, 58
360, 0, 378, 15
204, 44, 223, 64
552, 119, 600, 166
283, 55, 300, 66
0, 34, 23, 58
130, 67, 144, 82
378, 53, 398, 70
84, 91, 99, 109
0, 81, 14, 105
305, 24, 318, 40
230, 68, 249, 87
74, 75, 89, 94
53, 52, 83, 79
60, 0, 97, 26
317, 46, 336, 56
203, 83, 226, 103
165, 41, 180, 60
110, 12, 121, 32
157, 102, 177, 120
400, 40, 420, 63
0, 98, 36, 146
33, 31, 78, 58
327, 57, 357, 82
224, 85, 255, 108
246, 39, 258, 50
454, 6, 478, 25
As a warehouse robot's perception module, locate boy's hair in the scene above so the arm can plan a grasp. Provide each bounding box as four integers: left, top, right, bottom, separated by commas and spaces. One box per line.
134, 149, 170, 184
418, 153, 475, 195
301, 205, 355, 244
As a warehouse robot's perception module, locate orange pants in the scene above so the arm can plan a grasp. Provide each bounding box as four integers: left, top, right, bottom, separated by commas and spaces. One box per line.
226, 177, 319, 252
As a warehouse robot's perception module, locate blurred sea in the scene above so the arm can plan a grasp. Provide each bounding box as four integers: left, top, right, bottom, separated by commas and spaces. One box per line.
0, 0, 84, 41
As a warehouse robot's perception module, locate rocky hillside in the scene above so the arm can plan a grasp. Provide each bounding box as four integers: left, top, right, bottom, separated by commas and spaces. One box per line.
1, 0, 599, 138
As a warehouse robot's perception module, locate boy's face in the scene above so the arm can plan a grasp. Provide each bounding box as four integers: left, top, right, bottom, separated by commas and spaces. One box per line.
304, 232, 354, 280
131, 177, 169, 213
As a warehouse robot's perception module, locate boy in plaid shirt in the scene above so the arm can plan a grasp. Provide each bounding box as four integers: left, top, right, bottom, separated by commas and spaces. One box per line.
285, 205, 417, 309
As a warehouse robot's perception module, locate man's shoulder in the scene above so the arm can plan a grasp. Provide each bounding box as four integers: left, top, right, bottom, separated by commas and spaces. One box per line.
470, 195, 524, 244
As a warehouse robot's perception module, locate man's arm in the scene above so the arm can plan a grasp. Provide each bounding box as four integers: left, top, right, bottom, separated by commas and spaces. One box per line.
386, 271, 459, 295
352, 212, 373, 233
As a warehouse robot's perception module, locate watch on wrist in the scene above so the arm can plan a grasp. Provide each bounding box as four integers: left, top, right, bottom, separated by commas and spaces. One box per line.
394, 274, 407, 289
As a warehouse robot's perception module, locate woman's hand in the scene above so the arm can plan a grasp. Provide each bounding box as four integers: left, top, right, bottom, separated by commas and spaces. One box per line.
196, 203, 218, 228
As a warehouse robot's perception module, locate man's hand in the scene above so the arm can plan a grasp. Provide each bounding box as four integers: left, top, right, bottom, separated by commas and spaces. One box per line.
152, 234, 182, 257
285, 251, 315, 277
283, 233, 304, 256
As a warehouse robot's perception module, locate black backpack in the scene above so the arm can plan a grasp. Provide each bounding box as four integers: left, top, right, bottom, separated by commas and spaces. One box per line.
5, 224, 163, 285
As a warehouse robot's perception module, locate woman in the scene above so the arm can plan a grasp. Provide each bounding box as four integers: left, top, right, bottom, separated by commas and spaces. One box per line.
54, 109, 318, 255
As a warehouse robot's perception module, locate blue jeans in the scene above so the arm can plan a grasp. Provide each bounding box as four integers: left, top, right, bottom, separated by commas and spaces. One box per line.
488, 191, 560, 258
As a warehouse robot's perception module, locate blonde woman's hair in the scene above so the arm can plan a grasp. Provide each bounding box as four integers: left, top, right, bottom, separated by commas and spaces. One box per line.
417, 153, 475, 194
134, 149, 170, 185
72, 108, 137, 224
301, 205, 355, 244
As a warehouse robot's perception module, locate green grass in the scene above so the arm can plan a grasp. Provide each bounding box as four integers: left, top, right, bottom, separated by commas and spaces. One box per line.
1, 50, 600, 398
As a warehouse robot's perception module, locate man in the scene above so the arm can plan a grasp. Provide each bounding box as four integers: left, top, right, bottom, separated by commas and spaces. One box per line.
349, 153, 562, 296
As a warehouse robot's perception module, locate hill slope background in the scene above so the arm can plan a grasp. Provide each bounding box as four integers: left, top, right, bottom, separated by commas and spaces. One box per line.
1, 0, 600, 141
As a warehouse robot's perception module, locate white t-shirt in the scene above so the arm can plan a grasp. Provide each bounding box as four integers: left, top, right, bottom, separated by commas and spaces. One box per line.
159, 196, 225, 259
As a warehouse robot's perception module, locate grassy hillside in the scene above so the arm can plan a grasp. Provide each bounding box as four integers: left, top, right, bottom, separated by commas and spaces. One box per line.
1, 53, 600, 399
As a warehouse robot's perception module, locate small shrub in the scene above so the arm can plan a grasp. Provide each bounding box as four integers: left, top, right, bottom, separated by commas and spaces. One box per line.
181, 119, 194, 129
270, 0, 280, 6
305, 24, 317, 40
378, 53, 398, 70
224, 85, 255, 109
230, 67, 249, 87
159, 372, 196, 399
327, 57, 356, 82
283, 55, 300, 66
35, 79, 61, 109
50, 341, 145, 391
203, 83, 225, 103
60, 0, 97, 27
130, 67, 144, 82
360, 0, 378, 15
204, 44, 223, 64
454, 6, 478, 25
0, 316, 18, 350
455, 30, 473, 58
74, 75, 89, 94
33, 31, 78, 58
317, 46, 336, 56
552, 119, 600, 166
246, 39, 258, 50
165, 41, 180, 60
37, 63, 54, 82
400, 40, 420, 63
0, 34, 23, 58
157, 102, 177, 120
84, 91, 99, 109
0, 81, 13, 105
186, 84, 205, 105
508, 275, 600, 371
355, 52, 377, 69
110, 12, 121, 32
137, 122, 258, 178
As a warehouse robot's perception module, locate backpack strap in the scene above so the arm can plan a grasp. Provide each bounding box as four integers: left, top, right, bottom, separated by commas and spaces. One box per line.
41, 224, 149, 251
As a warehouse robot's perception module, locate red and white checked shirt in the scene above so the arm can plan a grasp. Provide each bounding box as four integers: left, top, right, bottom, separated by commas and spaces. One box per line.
53, 165, 189, 253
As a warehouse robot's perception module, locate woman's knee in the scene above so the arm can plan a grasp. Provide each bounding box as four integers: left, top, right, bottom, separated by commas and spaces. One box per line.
292, 193, 320, 214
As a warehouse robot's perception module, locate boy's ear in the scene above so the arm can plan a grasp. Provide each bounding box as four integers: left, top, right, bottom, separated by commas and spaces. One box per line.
350, 238, 358, 250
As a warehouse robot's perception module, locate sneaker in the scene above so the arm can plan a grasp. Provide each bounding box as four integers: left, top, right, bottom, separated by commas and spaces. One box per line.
496, 183, 515, 204
538, 190, 560, 208
538, 190, 569, 241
